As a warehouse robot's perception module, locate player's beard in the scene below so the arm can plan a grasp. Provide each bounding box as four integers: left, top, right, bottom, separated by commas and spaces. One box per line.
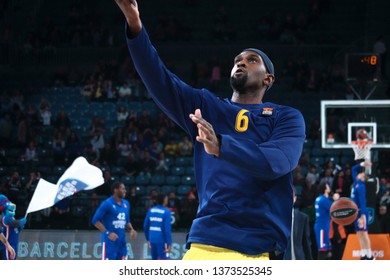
230, 73, 249, 94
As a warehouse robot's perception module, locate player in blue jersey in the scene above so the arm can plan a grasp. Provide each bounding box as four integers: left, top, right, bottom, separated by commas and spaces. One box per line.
92, 182, 137, 260
0, 195, 17, 260
314, 182, 338, 260
144, 194, 172, 260
114, 0, 305, 259
0, 201, 27, 260
351, 162, 374, 260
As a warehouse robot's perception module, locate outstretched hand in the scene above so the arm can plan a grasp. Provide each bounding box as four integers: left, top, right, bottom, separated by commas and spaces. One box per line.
189, 109, 220, 157
114, 0, 142, 35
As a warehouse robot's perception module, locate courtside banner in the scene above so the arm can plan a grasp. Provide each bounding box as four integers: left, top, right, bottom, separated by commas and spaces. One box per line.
25, 157, 104, 214
1, 260, 389, 280
17, 230, 187, 260
342, 233, 390, 260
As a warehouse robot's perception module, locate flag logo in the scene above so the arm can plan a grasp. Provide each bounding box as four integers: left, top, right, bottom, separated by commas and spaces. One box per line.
55, 179, 89, 203
262, 108, 273, 116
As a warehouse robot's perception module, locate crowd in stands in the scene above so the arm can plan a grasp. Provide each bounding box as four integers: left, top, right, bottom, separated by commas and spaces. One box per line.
0, 87, 199, 230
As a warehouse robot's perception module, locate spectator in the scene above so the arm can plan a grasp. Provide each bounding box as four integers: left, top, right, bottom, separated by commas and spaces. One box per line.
99, 143, 117, 168
301, 176, 318, 208
177, 135, 193, 156
124, 153, 139, 177
155, 153, 169, 174
40, 105, 52, 126
22, 141, 39, 170
83, 143, 99, 166
149, 137, 164, 159
117, 136, 132, 166
118, 82, 132, 100
66, 131, 82, 163
52, 131, 66, 165
332, 170, 350, 198
116, 105, 129, 126
139, 151, 156, 178
164, 138, 178, 157
319, 168, 334, 187
127, 185, 141, 210
145, 189, 158, 210
54, 110, 71, 136
306, 164, 320, 184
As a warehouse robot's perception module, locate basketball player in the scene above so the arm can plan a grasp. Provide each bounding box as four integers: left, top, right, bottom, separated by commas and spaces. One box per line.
143, 194, 172, 260
314, 182, 339, 260
351, 161, 374, 260
114, 0, 305, 259
92, 182, 137, 260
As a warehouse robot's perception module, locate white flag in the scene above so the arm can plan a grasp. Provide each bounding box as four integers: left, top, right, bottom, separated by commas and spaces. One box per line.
26, 157, 104, 215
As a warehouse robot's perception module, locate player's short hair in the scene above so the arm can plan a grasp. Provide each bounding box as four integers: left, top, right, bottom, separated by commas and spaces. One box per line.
157, 194, 167, 205
111, 181, 123, 194
318, 182, 329, 195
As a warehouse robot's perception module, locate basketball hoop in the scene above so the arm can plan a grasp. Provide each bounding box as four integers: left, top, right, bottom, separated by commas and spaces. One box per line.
351, 140, 373, 160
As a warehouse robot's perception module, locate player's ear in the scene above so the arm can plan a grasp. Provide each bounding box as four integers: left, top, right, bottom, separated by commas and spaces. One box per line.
264, 74, 275, 88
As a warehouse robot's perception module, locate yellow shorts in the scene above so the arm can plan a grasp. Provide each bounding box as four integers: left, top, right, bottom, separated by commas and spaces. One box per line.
182, 243, 269, 260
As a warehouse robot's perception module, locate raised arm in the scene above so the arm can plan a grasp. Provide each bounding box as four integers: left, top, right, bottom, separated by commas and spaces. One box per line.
114, 0, 142, 37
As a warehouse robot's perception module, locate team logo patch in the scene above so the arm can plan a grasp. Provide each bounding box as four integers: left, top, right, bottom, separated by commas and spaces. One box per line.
262, 108, 273, 116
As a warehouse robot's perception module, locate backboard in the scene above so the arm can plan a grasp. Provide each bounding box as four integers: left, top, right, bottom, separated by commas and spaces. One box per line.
321, 100, 390, 149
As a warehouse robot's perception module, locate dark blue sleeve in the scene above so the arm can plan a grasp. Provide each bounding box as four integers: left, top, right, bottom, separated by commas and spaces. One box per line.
143, 210, 150, 241
219, 107, 306, 180
125, 25, 202, 139
164, 209, 172, 245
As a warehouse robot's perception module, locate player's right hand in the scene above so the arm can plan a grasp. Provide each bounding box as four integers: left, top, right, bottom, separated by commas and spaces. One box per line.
114, 0, 142, 35
108, 232, 119, 241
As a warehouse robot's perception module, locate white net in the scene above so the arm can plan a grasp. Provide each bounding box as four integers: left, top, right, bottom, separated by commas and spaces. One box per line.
351, 141, 373, 160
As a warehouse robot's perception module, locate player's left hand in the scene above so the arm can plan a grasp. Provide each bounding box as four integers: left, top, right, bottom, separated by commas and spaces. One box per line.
130, 229, 137, 240
189, 109, 220, 157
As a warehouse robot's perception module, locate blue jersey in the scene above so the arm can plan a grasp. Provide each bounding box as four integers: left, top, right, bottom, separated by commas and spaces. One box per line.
351, 164, 367, 217
144, 205, 172, 245
314, 195, 332, 251
125, 27, 306, 254
92, 196, 130, 259
314, 195, 332, 226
